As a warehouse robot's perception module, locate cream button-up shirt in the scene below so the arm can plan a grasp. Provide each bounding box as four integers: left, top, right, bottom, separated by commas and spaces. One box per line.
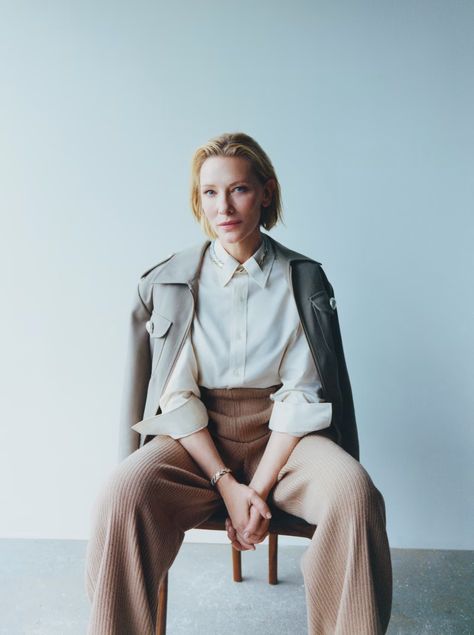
135, 234, 332, 439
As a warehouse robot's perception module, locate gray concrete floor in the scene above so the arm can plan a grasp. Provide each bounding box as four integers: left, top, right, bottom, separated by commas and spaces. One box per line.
0, 540, 472, 634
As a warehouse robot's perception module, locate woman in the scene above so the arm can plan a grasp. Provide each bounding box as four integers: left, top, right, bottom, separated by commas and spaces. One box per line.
85, 132, 393, 634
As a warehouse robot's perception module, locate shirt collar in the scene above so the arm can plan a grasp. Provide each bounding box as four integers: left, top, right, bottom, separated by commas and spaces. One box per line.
212, 235, 275, 288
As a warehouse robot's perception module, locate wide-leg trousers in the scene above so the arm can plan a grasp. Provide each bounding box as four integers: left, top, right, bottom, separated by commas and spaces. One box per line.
85, 385, 393, 635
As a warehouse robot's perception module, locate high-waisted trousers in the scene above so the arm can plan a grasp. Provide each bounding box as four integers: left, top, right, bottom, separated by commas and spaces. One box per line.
85, 385, 393, 635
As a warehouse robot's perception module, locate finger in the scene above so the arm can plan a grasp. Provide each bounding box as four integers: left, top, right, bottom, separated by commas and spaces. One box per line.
243, 505, 262, 540
236, 531, 256, 550
245, 518, 270, 543
225, 518, 237, 542
246, 528, 269, 544
232, 538, 250, 551
231, 541, 244, 551
249, 493, 272, 520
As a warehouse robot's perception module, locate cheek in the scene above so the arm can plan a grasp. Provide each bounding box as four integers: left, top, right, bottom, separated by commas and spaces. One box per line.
200, 199, 214, 217
248, 192, 262, 209
236, 192, 258, 211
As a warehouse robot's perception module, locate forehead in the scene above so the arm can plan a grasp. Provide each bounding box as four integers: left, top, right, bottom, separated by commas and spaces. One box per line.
200, 156, 254, 184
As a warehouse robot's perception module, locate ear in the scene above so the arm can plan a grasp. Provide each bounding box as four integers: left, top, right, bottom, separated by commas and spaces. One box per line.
262, 178, 276, 207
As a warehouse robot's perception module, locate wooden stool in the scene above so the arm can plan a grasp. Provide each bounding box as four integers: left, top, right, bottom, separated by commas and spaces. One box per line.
155, 507, 316, 635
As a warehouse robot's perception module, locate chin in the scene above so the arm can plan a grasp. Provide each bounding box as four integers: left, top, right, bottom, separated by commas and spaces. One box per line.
215, 228, 244, 241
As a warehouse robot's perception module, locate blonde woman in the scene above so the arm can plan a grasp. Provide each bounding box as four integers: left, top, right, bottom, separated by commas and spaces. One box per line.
85, 132, 393, 634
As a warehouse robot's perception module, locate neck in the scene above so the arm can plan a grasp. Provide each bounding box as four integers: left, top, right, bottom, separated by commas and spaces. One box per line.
218, 231, 264, 264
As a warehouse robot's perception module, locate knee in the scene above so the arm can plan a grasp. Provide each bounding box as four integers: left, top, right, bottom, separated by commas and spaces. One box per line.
93, 459, 149, 520
327, 462, 385, 521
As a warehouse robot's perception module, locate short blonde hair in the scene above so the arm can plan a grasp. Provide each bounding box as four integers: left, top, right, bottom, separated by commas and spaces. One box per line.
189, 131, 284, 239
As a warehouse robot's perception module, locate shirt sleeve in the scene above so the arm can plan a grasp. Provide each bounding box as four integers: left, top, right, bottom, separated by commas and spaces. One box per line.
268, 322, 332, 437
131, 331, 209, 439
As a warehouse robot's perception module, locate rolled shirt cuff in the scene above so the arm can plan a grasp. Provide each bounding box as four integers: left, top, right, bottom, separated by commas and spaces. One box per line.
131, 395, 209, 439
268, 400, 332, 437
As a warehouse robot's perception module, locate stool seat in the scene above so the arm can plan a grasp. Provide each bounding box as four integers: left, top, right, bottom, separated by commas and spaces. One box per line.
196, 505, 316, 538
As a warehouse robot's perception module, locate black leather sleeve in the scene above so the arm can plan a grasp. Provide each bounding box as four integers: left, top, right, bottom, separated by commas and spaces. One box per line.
319, 266, 360, 462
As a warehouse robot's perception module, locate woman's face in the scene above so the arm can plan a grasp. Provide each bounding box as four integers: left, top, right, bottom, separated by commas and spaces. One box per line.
199, 156, 274, 246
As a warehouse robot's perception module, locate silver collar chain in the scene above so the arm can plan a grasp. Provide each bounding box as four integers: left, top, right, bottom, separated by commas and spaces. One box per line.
209, 234, 269, 272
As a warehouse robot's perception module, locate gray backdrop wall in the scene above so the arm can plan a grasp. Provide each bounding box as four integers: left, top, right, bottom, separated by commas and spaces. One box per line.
1, 1, 472, 549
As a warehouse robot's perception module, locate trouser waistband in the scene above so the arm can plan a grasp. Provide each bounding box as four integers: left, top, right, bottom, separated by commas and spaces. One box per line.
199, 384, 282, 443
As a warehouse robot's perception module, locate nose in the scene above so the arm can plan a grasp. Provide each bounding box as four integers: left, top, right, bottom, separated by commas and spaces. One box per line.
216, 192, 234, 215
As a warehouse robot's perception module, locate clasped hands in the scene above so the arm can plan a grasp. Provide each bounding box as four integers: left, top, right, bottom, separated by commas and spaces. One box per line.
222, 481, 272, 551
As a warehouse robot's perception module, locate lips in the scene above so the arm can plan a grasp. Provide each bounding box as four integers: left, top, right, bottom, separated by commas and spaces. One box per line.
219, 221, 241, 226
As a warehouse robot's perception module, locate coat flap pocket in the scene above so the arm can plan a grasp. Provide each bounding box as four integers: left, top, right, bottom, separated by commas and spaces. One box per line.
309, 290, 337, 314
146, 312, 173, 338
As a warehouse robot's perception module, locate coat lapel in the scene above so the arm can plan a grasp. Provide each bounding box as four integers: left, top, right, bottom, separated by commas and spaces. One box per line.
146, 240, 210, 285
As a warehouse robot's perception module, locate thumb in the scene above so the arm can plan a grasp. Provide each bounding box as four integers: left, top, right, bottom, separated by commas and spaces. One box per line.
249, 492, 272, 520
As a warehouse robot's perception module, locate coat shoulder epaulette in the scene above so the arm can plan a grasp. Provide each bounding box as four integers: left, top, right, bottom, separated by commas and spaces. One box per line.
291, 253, 322, 266
140, 252, 175, 280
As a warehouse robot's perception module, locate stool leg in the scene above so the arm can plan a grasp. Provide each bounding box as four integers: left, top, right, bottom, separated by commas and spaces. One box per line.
232, 546, 242, 582
156, 571, 168, 635
269, 532, 278, 584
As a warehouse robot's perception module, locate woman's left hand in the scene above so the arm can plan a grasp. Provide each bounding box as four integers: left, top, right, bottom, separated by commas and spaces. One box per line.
244, 504, 271, 543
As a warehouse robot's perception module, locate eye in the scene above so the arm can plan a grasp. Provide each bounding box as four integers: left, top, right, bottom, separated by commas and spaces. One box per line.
203, 189, 215, 196
234, 185, 248, 192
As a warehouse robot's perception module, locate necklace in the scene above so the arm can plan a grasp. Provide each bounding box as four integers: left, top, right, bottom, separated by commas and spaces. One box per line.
209, 234, 269, 272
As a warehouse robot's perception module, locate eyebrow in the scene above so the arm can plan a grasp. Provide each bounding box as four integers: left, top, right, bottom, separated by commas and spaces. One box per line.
201, 180, 250, 188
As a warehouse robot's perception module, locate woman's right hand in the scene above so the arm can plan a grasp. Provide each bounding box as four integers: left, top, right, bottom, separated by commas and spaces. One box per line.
219, 479, 272, 550
225, 505, 271, 550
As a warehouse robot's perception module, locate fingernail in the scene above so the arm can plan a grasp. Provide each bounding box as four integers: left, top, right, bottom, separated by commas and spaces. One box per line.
266, 513, 272, 519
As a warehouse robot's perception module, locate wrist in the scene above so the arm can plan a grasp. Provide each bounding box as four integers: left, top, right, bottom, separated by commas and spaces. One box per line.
248, 481, 271, 500
215, 471, 237, 497
210, 466, 232, 487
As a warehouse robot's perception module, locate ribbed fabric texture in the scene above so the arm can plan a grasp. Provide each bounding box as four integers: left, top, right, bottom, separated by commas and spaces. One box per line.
85, 386, 392, 634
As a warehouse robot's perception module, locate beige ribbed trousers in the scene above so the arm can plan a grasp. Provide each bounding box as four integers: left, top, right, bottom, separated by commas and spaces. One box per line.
85, 385, 392, 635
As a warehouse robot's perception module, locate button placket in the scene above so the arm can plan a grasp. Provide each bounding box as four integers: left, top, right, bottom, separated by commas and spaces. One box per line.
229, 271, 248, 380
